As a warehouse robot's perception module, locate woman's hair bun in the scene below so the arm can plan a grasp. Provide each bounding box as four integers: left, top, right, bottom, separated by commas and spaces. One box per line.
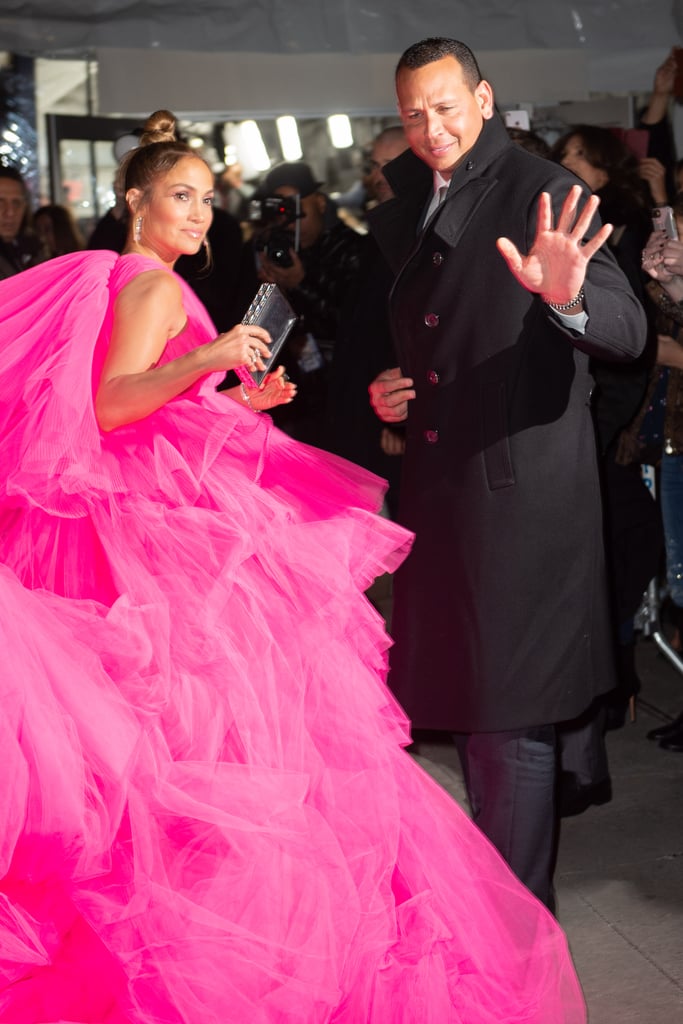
140, 110, 178, 146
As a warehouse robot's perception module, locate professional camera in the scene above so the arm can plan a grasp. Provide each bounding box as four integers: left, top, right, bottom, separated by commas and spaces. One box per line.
248, 194, 302, 268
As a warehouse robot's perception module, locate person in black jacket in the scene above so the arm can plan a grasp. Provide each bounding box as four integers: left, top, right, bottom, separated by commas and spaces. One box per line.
327, 127, 409, 516
253, 161, 365, 446
0, 166, 45, 280
368, 37, 646, 908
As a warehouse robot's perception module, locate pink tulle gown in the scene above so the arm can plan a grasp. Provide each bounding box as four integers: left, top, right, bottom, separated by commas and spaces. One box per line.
0, 252, 586, 1023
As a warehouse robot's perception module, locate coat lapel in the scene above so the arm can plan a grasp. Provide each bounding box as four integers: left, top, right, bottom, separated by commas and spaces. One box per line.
369, 115, 512, 269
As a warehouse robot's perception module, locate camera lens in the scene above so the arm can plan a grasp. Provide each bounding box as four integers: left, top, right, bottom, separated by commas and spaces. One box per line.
264, 227, 295, 267
268, 245, 293, 267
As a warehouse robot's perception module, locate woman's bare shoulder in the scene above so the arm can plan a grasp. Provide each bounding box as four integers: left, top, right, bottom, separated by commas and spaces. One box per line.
118, 266, 182, 303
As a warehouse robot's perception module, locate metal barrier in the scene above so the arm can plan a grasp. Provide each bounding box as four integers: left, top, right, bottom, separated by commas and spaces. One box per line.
635, 464, 683, 677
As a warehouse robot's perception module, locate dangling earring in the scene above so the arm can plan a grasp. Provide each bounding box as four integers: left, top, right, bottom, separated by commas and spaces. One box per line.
134, 216, 143, 243
200, 236, 213, 273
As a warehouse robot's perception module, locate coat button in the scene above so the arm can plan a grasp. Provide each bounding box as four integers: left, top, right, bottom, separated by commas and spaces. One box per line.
432, 251, 444, 266
423, 429, 439, 444
424, 312, 440, 328
427, 370, 440, 385
466, 160, 474, 170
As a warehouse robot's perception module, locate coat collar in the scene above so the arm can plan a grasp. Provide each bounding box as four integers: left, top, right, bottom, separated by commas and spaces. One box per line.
381, 113, 512, 202
368, 114, 512, 272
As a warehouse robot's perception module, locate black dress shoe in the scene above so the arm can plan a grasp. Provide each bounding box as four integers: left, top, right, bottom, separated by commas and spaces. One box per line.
559, 774, 612, 817
646, 710, 683, 741
659, 724, 683, 752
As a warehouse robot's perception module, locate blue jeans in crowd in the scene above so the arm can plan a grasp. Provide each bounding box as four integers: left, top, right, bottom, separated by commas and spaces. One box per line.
660, 452, 683, 610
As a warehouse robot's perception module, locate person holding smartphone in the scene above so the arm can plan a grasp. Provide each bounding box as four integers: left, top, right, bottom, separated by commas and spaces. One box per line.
550, 125, 662, 748
622, 198, 683, 754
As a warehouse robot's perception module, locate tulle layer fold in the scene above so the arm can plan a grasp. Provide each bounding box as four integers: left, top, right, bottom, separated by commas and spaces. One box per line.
0, 550, 584, 1022
0, 254, 586, 1022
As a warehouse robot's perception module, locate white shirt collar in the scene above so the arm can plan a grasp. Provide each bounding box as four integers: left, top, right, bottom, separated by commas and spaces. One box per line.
432, 170, 450, 196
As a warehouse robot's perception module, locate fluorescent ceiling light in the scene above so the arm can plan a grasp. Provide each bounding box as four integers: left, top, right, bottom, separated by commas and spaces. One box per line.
240, 120, 270, 171
327, 114, 353, 149
276, 116, 302, 161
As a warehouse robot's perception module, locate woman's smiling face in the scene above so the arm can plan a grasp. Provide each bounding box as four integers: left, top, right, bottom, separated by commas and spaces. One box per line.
130, 155, 214, 262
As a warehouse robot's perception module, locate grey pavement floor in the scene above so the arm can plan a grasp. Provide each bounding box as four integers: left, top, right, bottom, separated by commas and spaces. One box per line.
364, 556, 683, 1023
408, 634, 683, 1023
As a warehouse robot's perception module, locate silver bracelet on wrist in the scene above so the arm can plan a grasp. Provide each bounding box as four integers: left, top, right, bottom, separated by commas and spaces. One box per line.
240, 382, 261, 413
544, 288, 585, 312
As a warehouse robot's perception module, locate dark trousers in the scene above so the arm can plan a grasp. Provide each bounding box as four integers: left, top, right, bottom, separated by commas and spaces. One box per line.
453, 725, 558, 910
559, 701, 609, 787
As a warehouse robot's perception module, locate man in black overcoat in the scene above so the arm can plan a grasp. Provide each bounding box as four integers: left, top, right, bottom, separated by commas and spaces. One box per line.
369, 37, 647, 909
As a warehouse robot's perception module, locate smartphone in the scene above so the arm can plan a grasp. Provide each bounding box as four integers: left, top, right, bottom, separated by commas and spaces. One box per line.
652, 205, 678, 239
621, 128, 648, 160
504, 109, 530, 132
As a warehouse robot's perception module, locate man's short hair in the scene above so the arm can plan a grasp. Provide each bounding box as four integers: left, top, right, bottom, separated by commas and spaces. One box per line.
396, 37, 483, 91
0, 165, 28, 191
374, 126, 407, 146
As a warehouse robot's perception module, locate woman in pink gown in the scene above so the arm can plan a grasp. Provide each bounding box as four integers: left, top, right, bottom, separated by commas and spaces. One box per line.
0, 111, 586, 1023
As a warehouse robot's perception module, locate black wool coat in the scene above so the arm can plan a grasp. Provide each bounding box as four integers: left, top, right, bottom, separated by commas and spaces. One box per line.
368, 115, 647, 733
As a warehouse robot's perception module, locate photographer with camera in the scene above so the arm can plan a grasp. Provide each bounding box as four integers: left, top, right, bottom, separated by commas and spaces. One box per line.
250, 161, 365, 446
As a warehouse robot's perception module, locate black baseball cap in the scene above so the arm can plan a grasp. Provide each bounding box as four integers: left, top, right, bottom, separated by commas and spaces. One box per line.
261, 161, 323, 197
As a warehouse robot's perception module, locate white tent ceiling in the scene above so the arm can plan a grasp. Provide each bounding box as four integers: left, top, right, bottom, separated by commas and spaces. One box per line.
4, 1, 683, 118
1, 1, 680, 59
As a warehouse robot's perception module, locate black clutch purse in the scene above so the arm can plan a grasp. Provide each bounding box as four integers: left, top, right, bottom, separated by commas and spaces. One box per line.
235, 283, 298, 387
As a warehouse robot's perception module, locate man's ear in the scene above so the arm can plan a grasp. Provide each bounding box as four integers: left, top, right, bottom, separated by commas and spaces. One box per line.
475, 79, 495, 121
